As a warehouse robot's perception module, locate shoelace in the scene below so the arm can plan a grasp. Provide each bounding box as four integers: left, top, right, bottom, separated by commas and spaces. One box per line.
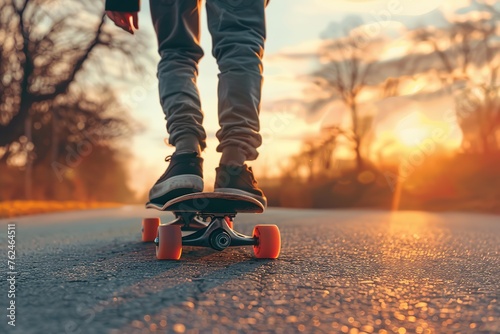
165, 152, 198, 162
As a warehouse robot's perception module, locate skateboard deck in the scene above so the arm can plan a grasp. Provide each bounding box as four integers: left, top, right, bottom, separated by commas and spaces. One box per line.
146, 192, 264, 215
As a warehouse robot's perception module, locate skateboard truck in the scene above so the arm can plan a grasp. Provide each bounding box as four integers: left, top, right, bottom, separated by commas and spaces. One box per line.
154, 215, 256, 251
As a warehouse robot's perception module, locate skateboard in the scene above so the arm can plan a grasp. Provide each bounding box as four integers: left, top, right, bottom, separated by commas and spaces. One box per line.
142, 192, 281, 260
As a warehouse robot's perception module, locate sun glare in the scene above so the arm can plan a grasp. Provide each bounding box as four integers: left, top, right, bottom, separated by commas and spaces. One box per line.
395, 127, 430, 148
391, 111, 463, 152
394, 112, 433, 148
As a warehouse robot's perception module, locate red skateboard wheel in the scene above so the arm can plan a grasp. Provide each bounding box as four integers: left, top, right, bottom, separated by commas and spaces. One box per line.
252, 224, 281, 259
142, 218, 160, 242
156, 224, 182, 260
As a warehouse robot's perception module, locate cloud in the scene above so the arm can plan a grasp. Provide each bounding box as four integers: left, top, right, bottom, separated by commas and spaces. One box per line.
266, 39, 323, 62
299, 0, 453, 16
293, 0, 475, 33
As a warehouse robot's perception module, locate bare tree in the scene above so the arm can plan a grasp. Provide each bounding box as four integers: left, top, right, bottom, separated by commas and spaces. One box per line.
308, 26, 377, 171
0, 0, 151, 198
281, 127, 340, 182
413, 6, 500, 154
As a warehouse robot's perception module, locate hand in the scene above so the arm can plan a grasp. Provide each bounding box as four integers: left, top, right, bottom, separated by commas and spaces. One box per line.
106, 11, 139, 35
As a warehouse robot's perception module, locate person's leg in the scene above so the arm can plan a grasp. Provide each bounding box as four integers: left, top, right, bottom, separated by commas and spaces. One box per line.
151, 0, 206, 154
206, 0, 268, 206
148, 0, 205, 205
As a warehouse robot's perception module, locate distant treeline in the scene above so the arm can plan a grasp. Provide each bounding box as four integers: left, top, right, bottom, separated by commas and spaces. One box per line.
262, 153, 500, 214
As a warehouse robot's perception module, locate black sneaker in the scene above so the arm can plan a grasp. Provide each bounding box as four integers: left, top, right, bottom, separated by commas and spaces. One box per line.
214, 164, 267, 207
148, 152, 203, 205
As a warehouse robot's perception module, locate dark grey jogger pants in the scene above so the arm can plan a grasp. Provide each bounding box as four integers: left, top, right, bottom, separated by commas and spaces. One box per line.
149, 0, 267, 164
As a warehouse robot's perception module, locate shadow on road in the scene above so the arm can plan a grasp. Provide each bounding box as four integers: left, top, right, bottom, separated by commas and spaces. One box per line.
13, 238, 272, 334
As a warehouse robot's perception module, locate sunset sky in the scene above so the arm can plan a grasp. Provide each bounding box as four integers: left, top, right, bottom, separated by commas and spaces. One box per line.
120, 0, 472, 196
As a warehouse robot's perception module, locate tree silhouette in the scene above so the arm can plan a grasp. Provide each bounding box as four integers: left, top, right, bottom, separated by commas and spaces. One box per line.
0, 0, 151, 199
413, 4, 500, 154
308, 24, 376, 171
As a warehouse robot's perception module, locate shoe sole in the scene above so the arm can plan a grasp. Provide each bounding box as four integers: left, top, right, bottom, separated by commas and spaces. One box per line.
150, 175, 204, 201
214, 188, 267, 208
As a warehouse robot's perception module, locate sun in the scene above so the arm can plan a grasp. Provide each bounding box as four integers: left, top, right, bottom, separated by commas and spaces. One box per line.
394, 112, 434, 148
395, 127, 430, 147
372, 109, 464, 163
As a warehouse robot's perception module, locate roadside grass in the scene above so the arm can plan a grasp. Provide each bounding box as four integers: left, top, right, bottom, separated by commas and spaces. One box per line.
0, 201, 123, 219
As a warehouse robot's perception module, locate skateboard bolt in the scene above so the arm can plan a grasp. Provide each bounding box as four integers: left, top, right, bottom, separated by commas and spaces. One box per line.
210, 230, 231, 251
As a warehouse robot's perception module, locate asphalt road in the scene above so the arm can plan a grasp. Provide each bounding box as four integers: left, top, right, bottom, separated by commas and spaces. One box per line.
0, 207, 499, 334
